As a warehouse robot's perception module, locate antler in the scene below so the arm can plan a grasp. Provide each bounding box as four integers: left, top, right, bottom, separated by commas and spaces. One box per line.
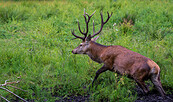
91, 11, 113, 38
71, 9, 96, 41
71, 10, 112, 41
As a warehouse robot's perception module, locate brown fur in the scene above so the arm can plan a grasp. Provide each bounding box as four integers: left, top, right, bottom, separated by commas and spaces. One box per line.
72, 40, 166, 96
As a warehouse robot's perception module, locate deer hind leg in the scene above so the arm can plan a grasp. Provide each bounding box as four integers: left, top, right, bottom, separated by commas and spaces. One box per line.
158, 75, 166, 95
150, 73, 166, 97
135, 79, 149, 94
92, 65, 108, 86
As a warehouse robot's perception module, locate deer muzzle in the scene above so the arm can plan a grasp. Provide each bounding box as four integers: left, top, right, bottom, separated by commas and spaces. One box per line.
72, 49, 77, 54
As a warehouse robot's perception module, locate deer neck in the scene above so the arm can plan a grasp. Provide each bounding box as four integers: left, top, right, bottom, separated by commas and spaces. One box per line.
86, 41, 107, 63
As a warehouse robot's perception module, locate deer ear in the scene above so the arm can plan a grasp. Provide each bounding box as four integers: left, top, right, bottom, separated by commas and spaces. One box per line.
86, 34, 91, 41
91, 36, 99, 42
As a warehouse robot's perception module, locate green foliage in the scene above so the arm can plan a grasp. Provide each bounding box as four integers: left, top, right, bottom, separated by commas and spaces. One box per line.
0, 0, 173, 101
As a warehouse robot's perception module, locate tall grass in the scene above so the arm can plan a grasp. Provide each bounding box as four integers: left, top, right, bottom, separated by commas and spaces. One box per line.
0, 0, 173, 101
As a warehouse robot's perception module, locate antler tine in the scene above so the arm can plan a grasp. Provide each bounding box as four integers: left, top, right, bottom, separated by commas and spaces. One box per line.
86, 10, 96, 19
91, 12, 104, 38
104, 11, 113, 24
84, 10, 96, 34
84, 8, 85, 15
77, 20, 85, 35
76, 9, 96, 39
83, 9, 87, 23
93, 20, 95, 34
82, 10, 89, 38
71, 29, 84, 41
91, 11, 113, 38
91, 10, 96, 16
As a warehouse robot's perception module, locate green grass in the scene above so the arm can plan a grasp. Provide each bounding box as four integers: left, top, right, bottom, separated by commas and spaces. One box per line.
0, 0, 173, 101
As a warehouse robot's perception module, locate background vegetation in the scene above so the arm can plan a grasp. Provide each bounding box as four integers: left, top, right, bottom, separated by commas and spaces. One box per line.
0, 0, 172, 101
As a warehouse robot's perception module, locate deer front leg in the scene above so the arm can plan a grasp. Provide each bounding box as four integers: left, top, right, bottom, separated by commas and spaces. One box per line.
92, 65, 108, 86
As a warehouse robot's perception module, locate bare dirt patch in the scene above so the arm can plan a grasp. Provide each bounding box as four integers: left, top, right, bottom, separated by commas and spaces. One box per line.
135, 85, 173, 102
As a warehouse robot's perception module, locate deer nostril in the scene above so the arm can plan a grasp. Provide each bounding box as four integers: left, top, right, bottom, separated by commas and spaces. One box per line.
72, 50, 76, 54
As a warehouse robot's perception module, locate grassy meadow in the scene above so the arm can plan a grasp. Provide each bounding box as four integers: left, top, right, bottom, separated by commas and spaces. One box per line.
0, 0, 173, 101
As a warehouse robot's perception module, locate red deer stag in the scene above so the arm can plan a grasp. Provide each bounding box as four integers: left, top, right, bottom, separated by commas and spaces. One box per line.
71, 9, 165, 96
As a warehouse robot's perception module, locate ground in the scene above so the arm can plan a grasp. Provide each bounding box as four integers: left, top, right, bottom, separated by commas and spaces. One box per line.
54, 85, 173, 102
135, 85, 173, 102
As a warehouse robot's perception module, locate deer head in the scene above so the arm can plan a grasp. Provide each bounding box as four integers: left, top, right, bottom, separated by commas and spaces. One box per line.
71, 9, 112, 54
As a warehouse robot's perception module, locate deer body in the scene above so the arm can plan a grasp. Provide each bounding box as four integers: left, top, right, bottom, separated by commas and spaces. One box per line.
71, 10, 165, 96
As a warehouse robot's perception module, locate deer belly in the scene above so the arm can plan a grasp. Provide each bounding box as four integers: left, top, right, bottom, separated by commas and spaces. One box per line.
112, 65, 131, 76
